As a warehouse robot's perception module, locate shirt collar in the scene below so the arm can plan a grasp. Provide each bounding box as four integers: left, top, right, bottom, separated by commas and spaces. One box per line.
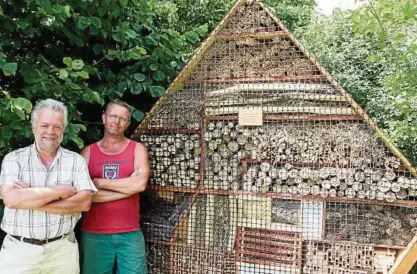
31, 142, 63, 169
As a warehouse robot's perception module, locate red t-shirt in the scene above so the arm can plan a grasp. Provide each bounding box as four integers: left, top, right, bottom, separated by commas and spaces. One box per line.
82, 140, 140, 233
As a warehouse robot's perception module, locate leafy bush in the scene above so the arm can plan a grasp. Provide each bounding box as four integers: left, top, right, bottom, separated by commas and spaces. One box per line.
0, 0, 207, 154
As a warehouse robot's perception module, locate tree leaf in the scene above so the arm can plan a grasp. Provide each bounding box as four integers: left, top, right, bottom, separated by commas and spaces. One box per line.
77, 71, 89, 79
152, 70, 165, 81
97, 7, 106, 16
63, 57, 72, 68
125, 29, 137, 39
133, 73, 146, 82
131, 109, 144, 121
150, 64, 158, 71
0, 53, 6, 66
90, 17, 102, 29
71, 136, 85, 149
2, 63, 17, 76
2, 128, 12, 139
71, 59, 85, 70
59, 68, 69, 79
76, 16, 91, 30
17, 19, 29, 29
93, 44, 104, 55
149, 85, 165, 97
119, 0, 128, 8
13, 108, 26, 120
64, 5, 71, 17
90, 91, 102, 104
105, 70, 117, 82
13, 98, 32, 113
130, 84, 143, 95
36, 0, 52, 9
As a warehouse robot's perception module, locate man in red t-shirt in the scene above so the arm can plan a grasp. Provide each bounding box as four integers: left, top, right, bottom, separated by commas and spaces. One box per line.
81, 99, 150, 274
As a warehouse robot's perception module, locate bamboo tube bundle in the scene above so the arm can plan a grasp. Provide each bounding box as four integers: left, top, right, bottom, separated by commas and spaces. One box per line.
229, 123, 390, 169
205, 83, 338, 98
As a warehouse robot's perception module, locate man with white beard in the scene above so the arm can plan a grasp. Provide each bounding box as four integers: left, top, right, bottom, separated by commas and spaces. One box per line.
0, 98, 97, 273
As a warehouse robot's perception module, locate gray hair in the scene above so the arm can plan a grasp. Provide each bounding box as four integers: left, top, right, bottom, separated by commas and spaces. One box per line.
105, 99, 132, 120
31, 99, 68, 129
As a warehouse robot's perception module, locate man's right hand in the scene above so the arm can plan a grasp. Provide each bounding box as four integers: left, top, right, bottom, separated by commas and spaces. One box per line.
51, 185, 77, 199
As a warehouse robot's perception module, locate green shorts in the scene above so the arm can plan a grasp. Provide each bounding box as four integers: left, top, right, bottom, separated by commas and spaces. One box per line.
81, 230, 147, 274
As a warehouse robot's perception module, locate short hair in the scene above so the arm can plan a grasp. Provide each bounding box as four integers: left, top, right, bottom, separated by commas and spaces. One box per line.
105, 99, 132, 120
31, 99, 68, 129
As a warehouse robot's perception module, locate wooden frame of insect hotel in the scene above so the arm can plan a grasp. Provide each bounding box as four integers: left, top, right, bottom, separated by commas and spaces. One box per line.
133, 0, 417, 273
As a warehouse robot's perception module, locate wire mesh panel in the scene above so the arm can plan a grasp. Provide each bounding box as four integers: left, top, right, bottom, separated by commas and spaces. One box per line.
134, 0, 417, 273
147, 244, 170, 274
218, 1, 281, 35
141, 191, 193, 243
141, 133, 201, 189
190, 39, 319, 80
146, 86, 203, 130
170, 244, 235, 274
235, 228, 302, 269
303, 241, 374, 274
325, 203, 417, 246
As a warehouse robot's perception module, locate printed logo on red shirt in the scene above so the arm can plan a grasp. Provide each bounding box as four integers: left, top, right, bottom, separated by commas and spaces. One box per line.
103, 164, 119, 179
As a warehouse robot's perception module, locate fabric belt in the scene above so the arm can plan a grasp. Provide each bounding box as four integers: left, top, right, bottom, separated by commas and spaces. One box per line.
10, 234, 67, 245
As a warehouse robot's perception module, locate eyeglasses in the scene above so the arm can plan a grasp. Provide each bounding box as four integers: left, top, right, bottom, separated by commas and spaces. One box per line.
106, 113, 130, 123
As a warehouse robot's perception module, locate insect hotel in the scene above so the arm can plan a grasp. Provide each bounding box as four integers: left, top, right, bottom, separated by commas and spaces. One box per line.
132, 0, 417, 273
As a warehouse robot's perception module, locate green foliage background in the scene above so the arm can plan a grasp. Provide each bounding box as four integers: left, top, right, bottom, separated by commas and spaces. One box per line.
298, 0, 417, 165
0, 0, 210, 156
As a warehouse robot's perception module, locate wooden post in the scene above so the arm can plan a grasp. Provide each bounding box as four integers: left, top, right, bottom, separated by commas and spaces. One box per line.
388, 234, 417, 274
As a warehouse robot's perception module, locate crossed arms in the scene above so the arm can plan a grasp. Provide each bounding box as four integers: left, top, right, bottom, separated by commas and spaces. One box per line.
1, 183, 92, 214
0, 152, 93, 215
81, 142, 150, 203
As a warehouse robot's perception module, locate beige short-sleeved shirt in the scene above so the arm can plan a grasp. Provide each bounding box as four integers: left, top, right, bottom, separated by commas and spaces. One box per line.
0, 144, 97, 240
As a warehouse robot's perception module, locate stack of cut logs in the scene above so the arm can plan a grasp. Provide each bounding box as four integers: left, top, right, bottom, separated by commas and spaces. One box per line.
245, 162, 415, 202
203, 121, 242, 190
201, 121, 412, 201
141, 134, 200, 188
140, 120, 410, 202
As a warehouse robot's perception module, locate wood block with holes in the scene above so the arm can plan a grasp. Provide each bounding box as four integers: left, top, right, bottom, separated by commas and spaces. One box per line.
235, 227, 302, 272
